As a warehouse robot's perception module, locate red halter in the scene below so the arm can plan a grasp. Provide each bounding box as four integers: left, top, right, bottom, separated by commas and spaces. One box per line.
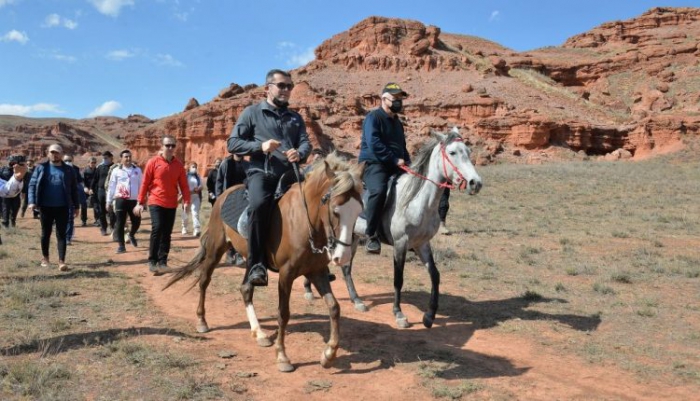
399, 137, 468, 190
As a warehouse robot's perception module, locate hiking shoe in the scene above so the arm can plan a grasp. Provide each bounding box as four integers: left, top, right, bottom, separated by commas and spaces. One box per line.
128, 235, 138, 247
116, 247, 126, 254
439, 222, 451, 235
247, 264, 268, 287
58, 262, 70, 272
365, 237, 381, 254
40, 259, 49, 268
193, 230, 201, 237
148, 262, 163, 276
181, 228, 188, 235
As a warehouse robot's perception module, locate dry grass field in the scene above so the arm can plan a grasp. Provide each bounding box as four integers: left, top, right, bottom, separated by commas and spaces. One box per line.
0, 143, 698, 400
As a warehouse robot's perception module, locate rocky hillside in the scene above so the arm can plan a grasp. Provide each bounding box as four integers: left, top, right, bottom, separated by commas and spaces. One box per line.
2, 7, 698, 171
0, 115, 154, 162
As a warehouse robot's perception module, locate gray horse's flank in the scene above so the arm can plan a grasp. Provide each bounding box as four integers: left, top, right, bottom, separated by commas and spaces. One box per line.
306, 127, 483, 328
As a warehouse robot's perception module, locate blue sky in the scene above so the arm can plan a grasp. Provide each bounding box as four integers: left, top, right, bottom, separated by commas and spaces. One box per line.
1, 0, 697, 119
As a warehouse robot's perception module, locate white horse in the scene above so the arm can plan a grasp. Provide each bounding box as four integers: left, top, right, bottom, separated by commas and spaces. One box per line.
305, 127, 483, 328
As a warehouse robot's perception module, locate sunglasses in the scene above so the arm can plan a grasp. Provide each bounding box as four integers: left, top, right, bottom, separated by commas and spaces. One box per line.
164, 144, 176, 149
269, 82, 294, 91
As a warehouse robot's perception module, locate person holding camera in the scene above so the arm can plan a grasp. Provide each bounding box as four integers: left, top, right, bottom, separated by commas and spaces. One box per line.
0, 155, 27, 228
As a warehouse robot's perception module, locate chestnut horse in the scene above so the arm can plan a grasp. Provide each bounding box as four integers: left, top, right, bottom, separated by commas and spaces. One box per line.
164, 154, 364, 372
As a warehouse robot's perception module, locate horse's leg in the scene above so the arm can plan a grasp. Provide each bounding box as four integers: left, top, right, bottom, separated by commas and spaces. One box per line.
239, 280, 272, 347
415, 242, 439, 329
308, 271, 340, 368
392, 240, 410, 328
303, 277, 314, 301
275, 269, 295, 372
342, 236, 368, 311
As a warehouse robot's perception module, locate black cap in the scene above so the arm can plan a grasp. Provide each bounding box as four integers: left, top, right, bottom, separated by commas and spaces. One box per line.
102, 151, 113, 157
382, 82, 408, 97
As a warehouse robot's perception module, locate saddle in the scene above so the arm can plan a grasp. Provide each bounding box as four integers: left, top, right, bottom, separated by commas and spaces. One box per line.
221, 170, 305, 239
359, 174, 399, 243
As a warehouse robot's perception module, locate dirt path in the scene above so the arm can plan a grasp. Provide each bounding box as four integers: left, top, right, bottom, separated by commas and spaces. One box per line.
78, 221, 694, 401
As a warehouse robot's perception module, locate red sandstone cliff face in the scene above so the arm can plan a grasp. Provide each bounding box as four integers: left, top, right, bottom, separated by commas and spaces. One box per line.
122, 10, 700, 173
3, 9, 698, 172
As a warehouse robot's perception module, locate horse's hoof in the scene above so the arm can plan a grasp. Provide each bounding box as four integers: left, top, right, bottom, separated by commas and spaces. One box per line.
257, 337, 273, 347
422, 314, 434, 329
304, 292, 314, 301
278, 362, 295, 372
320, 349, 335, 368
396, 317, 410, 329
196, 323, 209, 333
354, 302, 368, 312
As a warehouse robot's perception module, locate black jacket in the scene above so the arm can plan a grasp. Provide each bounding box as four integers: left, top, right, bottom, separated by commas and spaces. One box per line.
215, 157, 249, 197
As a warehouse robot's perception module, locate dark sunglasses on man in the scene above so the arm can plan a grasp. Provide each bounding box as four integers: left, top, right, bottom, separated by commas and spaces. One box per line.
269, 82, 294, 91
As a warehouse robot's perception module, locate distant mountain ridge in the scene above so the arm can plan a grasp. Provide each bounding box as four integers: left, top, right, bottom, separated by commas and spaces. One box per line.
2, 7, 698, 169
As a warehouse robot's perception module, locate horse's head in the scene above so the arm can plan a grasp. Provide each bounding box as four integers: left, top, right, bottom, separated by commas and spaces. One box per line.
433, 127, 483, 195
311, 154, 365, 266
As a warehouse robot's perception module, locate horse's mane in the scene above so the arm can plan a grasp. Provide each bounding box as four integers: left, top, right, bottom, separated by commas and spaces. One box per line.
306, 152, 362, 198
398, 130, 462, 208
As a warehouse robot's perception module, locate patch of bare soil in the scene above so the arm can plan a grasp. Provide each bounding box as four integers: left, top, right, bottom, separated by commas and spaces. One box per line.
93, 215, 696, 401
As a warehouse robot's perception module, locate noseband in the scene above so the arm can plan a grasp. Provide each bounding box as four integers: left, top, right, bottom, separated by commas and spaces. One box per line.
293, 164, 354, 255
399, 137, 469, 190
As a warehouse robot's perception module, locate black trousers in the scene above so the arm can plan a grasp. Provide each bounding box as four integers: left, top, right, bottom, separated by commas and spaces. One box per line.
114, 198, 141, 248
39, 206, 69, 261
438, 188, 450, 222
148, 205, 176, 265
362, 162, 400, 237
97, 189, 115, 231
246, 171, 278, 269
1, 196, 20, 227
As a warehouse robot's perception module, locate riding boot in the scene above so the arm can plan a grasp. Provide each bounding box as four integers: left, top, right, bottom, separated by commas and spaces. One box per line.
247, 263, 268, 286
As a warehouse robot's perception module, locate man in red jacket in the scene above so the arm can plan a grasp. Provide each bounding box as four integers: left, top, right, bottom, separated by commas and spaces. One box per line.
136, 135, 190, 275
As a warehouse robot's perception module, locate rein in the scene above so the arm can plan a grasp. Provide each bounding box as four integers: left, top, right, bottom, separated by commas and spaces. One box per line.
292, 163, 351, 255
399, 138, 467, 190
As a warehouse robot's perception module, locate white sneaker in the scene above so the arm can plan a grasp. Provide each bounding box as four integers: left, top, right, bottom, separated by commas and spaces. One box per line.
193, 230, 201, 237
181, 228, 188, 235
439, 222, 451, 235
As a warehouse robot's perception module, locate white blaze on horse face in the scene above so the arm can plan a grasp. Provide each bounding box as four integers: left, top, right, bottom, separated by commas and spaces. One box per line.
329, 197, 363, 266
445, 141, 482, 194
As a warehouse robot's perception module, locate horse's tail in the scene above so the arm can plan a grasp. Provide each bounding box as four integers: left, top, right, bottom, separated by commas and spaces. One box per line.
162, 230, 211, 292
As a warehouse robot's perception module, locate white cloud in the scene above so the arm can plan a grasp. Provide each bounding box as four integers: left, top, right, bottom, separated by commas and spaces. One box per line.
0, 0, 18, 9
43, 13, 61, 27
51, 53, 77, 62
43, 14, 79, 29
276, 41, 316, 67
288, 47, 315, 67
155, 53, 183, 67
489, 10, 500, 22
1, 30, 29, 44
0, 103, 64, 116
106, 49, 135, 60
88, 100, 121, 117
89, 0, 134, 17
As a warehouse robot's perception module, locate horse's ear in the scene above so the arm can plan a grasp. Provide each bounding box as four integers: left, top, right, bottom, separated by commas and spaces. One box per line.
430, 129, 447, 142
322, 160, 334, 179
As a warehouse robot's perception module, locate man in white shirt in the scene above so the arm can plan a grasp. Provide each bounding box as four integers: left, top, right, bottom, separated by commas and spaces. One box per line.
106, 150, 143, 254
0, 162, 27, 246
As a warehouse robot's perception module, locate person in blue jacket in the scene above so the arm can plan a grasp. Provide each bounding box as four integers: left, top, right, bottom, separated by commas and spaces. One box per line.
358, 82, 411, 254
27, 144, 80, 271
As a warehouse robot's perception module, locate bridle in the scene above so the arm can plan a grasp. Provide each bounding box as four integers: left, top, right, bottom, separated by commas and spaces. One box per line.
399, 137, 469, 190
293, 164, 355, 255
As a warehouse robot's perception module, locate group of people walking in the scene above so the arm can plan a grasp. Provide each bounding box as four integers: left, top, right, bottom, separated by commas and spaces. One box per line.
2, 68, 454, 280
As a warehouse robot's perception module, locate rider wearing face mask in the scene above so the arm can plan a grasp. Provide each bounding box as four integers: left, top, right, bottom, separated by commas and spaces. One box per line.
181, 162, 203, 237
358, 82, 411, 255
